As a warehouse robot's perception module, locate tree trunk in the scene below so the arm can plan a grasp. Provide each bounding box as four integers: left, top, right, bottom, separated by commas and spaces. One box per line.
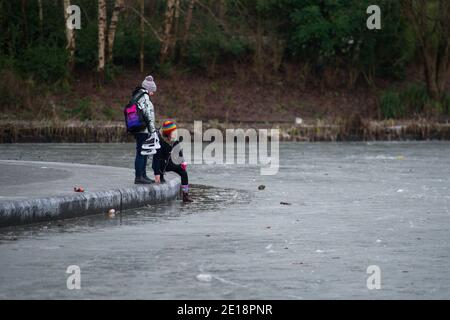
148, 0, 157, 19
218, 0, 226, 21
98, 0, 107, 81
436, 41, 449, 96
37, 0, 43, 34
21, 0, 29, 47
180, 0, 195, 59
63, 0, 76, 71
140, 0, 145, 73
173, 0, 180, 43
182, 0, 195, 46
435, 0, 450, 98
254, 12, 264, 83
401, 0, 450, 102
107, 0, 125, 63
422, 48, 440, 101
160, 0, 176, 64
171, 0, 180, 60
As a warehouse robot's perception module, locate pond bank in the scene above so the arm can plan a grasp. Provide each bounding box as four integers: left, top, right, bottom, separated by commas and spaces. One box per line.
0, 160, 180, 227
0, 119, 449, 143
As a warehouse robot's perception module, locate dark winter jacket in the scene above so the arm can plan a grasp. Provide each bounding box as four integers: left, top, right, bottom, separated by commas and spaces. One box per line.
152, 132, 184, 175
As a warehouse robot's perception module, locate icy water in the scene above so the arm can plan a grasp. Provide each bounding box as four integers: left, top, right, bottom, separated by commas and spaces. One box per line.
0, 142, 449, 299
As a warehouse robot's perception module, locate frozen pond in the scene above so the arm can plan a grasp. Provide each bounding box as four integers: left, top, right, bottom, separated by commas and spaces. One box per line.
0, 142, 449, 299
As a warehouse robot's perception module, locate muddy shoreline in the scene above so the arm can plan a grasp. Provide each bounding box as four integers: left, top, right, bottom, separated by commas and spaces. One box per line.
1, 120, 449, 143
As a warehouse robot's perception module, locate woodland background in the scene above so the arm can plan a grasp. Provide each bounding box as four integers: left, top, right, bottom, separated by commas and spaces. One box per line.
0, 0, 449, 124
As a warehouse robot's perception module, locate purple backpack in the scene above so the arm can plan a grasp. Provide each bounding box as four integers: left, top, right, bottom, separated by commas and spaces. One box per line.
124, 91, 147, 133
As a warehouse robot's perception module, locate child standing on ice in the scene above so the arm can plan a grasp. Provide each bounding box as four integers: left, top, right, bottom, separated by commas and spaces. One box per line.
152, 121, 193, 203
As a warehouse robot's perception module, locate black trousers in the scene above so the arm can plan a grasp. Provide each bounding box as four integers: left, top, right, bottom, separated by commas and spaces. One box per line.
162, 161, 189, 186
134, 133, 149, 178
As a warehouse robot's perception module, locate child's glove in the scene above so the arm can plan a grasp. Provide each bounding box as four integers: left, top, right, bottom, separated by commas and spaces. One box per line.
181, 162, 188, 171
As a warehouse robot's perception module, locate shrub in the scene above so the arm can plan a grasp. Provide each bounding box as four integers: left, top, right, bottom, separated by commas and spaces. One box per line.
74, 22, 99, 69
380, 90, 405, 119
157, 62, 173, 77
72, 97, 94, 121
184, 24, 250, 73
444, 94, 450, 116
399, 83, 430, 115
0, 55, 16, 70
287, 0, 414, 83
102, 105, 116, 120
379, 84, 439, 119
0, 70, 33, 116
104, 64, 124, 83
19, 46, 69, 82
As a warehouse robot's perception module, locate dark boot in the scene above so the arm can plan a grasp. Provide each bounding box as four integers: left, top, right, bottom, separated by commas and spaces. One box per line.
135, 176, 153, 185
182, 192, 193, 203
143, 174, 155, 183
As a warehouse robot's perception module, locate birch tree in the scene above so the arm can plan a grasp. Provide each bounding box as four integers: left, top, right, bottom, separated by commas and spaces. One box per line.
160, 0, 176, 64
22, 0, 29, 47
37, 0, 43, 34
218, 0, 226, 21
140, 0, 145, 72
183, 0, 196, 46
174, 0, 180, 41
97, 0, 107, 80
63, 0, 76, 71
107, 0, 125, 63
180, 0, 196, 59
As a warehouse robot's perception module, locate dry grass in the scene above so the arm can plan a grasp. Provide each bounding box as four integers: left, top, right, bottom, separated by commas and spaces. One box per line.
1, 119, 449, 143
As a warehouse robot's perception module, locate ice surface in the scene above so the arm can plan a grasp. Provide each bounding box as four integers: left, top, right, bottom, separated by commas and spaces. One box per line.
0, 142, 449, 299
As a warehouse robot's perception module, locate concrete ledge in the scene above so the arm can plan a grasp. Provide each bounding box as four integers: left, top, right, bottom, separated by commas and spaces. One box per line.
0, 161, 181, 227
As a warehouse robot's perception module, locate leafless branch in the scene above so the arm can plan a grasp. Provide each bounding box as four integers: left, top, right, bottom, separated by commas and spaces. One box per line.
125, 4, 163, 42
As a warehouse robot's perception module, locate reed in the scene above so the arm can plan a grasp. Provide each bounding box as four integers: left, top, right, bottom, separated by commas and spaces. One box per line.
0, 120, 449, 143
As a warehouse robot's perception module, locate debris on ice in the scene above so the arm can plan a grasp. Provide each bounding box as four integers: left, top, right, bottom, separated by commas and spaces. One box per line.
196, 274, 213, 282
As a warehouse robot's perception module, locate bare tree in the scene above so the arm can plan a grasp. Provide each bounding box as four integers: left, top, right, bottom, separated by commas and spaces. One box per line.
140, 0, 145, 72
148, 0, 157, 19
37, 0, 43, 34
195, 0, 228, 32
63, 0, 76, 71
160, 0, 176, 64
98, 0, 107, 80
218, 0, 226, 21
401, 0, 450, 101
107, 0, 125, 63
174, 0, 180, 41
124, 3, 162, 42
182, 0, 196, 46
171, 0, 181, 60
180, 0, 196, 59
21, 0, 29, 47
